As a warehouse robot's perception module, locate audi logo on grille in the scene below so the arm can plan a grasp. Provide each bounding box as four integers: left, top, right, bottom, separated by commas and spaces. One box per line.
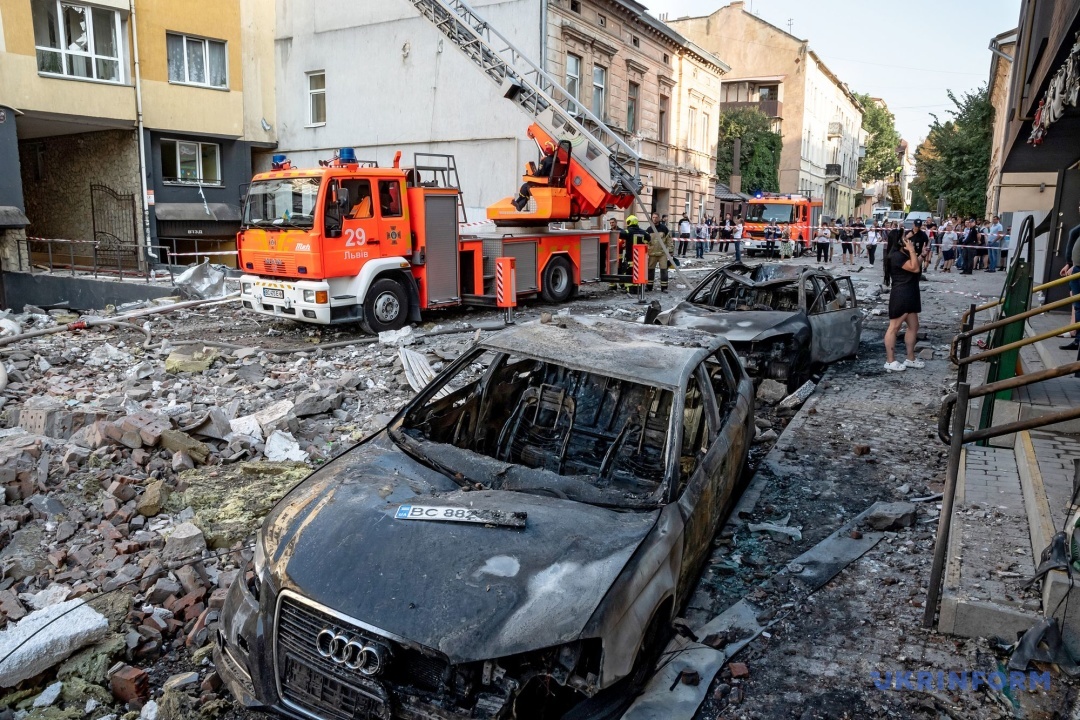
315, 629, 390, 676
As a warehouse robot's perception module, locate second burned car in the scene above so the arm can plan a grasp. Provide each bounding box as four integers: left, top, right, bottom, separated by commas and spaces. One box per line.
649, 263, 863, 391
216, 316, 754, 720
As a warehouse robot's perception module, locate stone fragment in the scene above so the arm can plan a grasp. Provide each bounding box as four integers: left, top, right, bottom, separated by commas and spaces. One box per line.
148, 578, 181, 605
32, 680, 64, 707
864, 501, 918, 531
163, 671, 199, 692
919, 348, 934, 360
729, 662, 749, 679
165, 347, 219, 374
160, 430, 209, 464
191, 408, 232, 441
172, 451, 195, 472
136, 480, 169, 518
853, 444, 871, 456
121, 412, 171, 447
0, 599, 109, 687
163, 522, 206, 562
755, 379, 787, 405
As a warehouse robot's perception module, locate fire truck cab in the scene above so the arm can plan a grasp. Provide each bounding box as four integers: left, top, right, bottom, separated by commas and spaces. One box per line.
740, 194, 823, 257
237, 151, 616, 333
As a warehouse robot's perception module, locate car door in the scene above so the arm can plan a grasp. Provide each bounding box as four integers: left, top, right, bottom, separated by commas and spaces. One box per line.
375, 178, 410, 259
807, 274, 863, 363
673, 364, 722, 603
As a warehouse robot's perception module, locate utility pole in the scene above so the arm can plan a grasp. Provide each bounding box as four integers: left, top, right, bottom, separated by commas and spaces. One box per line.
787, 18, 794, 34
731, 137, 743, 194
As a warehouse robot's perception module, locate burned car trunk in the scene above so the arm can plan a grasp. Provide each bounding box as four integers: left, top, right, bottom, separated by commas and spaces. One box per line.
216, 316, 755, 720
653, 263, 863, 391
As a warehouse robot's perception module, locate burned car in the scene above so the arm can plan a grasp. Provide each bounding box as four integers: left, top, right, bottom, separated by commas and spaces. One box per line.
216, 316, 754, 720
650, 263, 862, 391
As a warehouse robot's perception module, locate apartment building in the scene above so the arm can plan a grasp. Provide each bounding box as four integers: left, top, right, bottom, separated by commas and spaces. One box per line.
669, 1, 864, 220
0, 0, 275, 273
546, 0, 728, 221
272, 0, 727, 223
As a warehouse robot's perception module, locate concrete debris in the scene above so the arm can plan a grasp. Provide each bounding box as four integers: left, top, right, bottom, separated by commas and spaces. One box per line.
164, 347, 219, 374
32, 680, 64, 707
863, 501, 918, 530
174, 261, 226, 300
162, 522, 206, 562
264, 431, 308, 462
379, 326, 414, 345
0, 598, 110, 687
755, 379, 787, 405
779, 380, 816, 409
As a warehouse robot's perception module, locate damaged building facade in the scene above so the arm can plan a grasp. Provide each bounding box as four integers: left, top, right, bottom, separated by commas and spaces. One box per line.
272, 0, 728, 223
0, 0, 275, 302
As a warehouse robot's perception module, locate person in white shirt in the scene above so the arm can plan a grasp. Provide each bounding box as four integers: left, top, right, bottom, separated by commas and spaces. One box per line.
865, 224, 881, 266
814, 225, 832, 263
677, 216, 692, 257
940, 222, 957, 273
733, 217, 744, 262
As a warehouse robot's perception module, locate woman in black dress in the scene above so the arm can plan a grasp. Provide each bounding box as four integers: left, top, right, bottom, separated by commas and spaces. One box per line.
884, 234, 924, 372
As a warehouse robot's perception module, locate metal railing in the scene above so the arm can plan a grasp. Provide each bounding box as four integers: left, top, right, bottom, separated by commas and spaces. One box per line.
15, 236, 175, 283
923, 215, 1080, 627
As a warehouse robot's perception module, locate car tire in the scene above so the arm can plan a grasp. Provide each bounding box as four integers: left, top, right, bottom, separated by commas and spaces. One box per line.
541, 255, 576, 304
362, 278, 409, 334
786, 345, 813, 393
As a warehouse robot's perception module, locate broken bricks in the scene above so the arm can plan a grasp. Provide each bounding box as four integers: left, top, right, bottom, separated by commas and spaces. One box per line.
109, 664, 150, 705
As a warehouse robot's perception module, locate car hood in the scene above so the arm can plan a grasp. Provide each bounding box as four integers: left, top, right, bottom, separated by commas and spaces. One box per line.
660, 302, 808, 343
262, 433, 660, 664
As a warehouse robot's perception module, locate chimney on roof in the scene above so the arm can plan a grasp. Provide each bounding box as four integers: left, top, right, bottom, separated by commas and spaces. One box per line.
730, 1, 745, 7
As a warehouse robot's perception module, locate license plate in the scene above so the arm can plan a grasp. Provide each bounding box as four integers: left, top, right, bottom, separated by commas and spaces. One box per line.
263, 288, 284, 299
395, 504, 526, 528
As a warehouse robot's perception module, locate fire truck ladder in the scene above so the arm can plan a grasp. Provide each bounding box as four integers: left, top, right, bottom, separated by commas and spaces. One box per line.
408, 0, 642, 200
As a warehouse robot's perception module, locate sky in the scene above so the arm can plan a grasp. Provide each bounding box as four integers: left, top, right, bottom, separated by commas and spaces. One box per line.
643, 0, 1020, 145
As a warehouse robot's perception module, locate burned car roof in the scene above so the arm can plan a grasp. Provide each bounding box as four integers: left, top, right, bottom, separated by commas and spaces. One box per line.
479, 315, 723, 390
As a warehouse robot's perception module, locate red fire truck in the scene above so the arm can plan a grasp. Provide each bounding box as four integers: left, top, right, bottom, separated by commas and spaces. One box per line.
740, 194, 823, 257
237, 0, 645, 332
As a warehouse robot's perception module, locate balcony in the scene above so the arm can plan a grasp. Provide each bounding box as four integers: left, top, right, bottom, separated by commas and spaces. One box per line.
828, 122, 843, 139
825, 164, 842, 180
717, 99, 782, 119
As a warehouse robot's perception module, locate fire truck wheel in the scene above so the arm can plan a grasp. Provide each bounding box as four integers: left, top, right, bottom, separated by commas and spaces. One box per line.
363, 278, 409, 333
540, 255, 576, 304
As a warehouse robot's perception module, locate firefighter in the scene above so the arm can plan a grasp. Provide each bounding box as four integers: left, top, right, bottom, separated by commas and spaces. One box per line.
513, 141, 556, 211
647, 212, 673, 292
617, 215, 649, 291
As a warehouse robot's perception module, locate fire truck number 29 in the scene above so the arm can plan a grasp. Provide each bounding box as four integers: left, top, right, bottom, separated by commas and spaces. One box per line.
344, 228, 366, 247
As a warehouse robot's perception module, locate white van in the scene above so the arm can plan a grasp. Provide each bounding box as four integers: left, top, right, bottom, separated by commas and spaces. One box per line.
904, 211, 932, 230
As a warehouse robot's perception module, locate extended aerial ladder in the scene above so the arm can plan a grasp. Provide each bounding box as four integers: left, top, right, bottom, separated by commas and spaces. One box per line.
407, 0, 690, 286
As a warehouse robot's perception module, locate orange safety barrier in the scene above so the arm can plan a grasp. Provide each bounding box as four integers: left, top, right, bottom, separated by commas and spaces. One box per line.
496, 257, 517, 308
632, 244, 648, 285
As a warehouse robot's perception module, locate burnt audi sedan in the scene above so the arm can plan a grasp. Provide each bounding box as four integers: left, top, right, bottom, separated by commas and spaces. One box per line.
216, 316, 753, 720
650, 263, 863, 391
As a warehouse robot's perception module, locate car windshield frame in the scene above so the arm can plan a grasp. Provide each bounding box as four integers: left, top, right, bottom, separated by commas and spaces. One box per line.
388, 346, 678, 510
745, 203, 795, 223
243, 176, 322, 229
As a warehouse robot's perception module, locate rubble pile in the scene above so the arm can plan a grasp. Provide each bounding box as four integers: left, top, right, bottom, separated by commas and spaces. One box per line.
0, 302, 483, 719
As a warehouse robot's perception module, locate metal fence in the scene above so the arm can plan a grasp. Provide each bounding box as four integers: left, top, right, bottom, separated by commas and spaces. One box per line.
15, 236, 175, 283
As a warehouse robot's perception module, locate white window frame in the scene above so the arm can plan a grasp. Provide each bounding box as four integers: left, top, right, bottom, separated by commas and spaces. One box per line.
33, 0, 123, 84
627, 81, 639, 134
565, 54, 581, 101
166, 32, 228, 89
307, 71, 326, 127
592, 64, 607, 120
701, 112, 710, 154
161, 139, 223, 186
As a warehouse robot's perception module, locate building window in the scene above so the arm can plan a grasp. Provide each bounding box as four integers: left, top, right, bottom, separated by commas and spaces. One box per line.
701, 112, 710, 153
759, 84, 777, 101
688, 107, 698, 150
570, 0, 581, 12
631, 35, 640, 48
307, 71, 326, 125
596, 14, 606, 27
627, 82, 639, 133
566, 54, 581, 101
659, 94, 669, 144
166, 33, 227, 88
161, 139, 222, 185
663, 53, 670, 64
592, 65, 606, 119
32, 0, 122, 83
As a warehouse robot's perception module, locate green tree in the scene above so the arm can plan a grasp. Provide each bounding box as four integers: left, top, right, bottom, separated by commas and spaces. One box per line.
853, 93, 902, 183
716, 108, 781, 194
911, 86, 993, 218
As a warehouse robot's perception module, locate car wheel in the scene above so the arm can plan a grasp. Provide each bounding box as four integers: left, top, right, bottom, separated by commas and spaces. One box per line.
541, 255, 576, 304
786, 345, 813, 393
363, 278, 408, 333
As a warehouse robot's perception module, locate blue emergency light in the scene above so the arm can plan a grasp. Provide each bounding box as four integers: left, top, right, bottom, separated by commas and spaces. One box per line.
338, 147, 357, 163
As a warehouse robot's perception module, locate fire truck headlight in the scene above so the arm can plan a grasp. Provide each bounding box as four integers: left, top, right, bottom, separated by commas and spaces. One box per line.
303, 290, 315, 303
242, 282, 253, 295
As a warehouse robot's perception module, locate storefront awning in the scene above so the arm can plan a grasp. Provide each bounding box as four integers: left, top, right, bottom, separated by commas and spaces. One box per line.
0, 206, 29, 228
154, 203, 241, 223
